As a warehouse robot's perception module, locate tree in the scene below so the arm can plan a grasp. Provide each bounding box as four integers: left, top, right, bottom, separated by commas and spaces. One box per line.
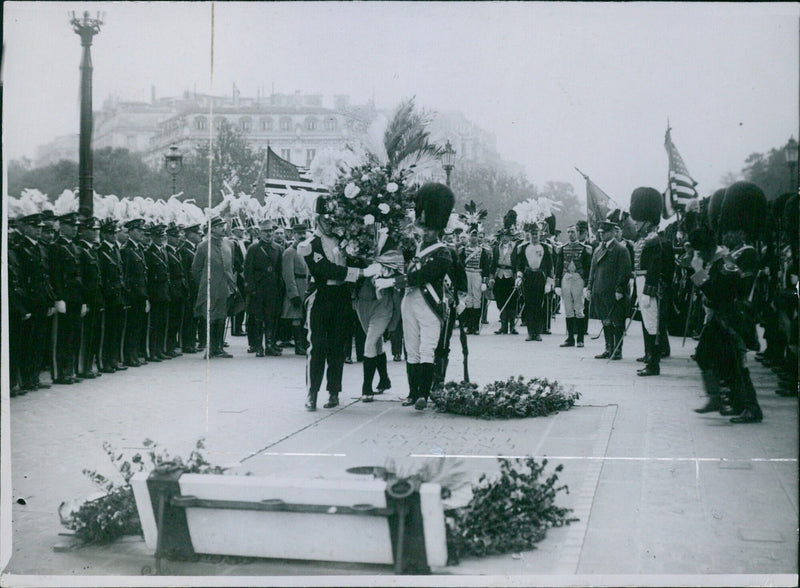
741, 147, 794, 200
538, 181, 583, 234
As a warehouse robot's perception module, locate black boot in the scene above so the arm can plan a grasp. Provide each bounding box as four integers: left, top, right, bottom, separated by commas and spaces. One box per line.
695, 369, 724, 413
415, 363, 435, 410
362, 356, 377, 402
611, 325, 624, 360
595, 327, 613, 359
294, 325, 307, 356
403, 363, 419, 406
323, 392, 340, 409
305, 390, 318, 411
214, 321, 233, 358
637, 333, 660, 376
576, 317, 585, 347
375, 353, 391, 393
560, 317, 575, 347
730, 368, 763, 423
495, 320, 508, 335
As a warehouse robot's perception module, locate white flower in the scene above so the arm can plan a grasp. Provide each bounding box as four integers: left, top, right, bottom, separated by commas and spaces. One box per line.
364, 214, 375, 225
361, 174, 371, 182
346, 243, 358, 256
386, 182, 399, 193
378, 203, 390, 215
344, 183, 360, 199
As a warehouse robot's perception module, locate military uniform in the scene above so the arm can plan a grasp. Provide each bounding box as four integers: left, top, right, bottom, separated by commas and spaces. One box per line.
244, 234, 284, 356
458, 238, 491, 334
122, 221, 149, 366
281, 228, 310, 355
145, 227, 171, 361
98, 221, 127, 372
165, 229, 188, 357
515, 231, 554, 342
9, 234, 28, 394
179, 228, 200, 352
555, 238, 592, 346
490, 236, 519, 335
76, 228, 104, 378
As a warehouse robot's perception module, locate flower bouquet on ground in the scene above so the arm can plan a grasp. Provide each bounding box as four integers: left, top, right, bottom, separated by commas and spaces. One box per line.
430, 376, 580, 419
59, 438, 231, 545
445, 457, 577, 563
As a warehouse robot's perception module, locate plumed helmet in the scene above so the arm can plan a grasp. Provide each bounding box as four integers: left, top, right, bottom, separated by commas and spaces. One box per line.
706, 188, 727, 235
503, 209, 518, 230
718, 181, 768, 240
629, 187, 662, 225
414, 183, 455, 232
544, 214, 556, 236
606, 208, 627, 225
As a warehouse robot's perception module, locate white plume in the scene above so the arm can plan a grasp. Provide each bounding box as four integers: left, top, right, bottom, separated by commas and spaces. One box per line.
53, 190, 79, 216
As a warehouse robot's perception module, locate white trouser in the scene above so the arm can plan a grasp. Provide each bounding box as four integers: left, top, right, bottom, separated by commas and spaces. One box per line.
561, 273, 585, 318
401, 288, 440, 364
635, 275, 659, 334
464, 271, 483, 308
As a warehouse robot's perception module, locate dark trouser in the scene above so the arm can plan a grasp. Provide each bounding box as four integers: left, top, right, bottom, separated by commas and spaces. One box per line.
307, 288, 350, 395
642, 324, 660, 370
124, 297, 146, 364
149, 300, 169, 358
522, 269, 546, 337
342, 309, 365, 360
494, 276, 516, 331
78, 305, 102, 375
54, 304, 81, 380
101, 304, 125, 369
390, 318, 404, 357
182, 296, 197, 350
10, 314, 23, 389
41, 314, 55, 378
658, 290, 672, 357
247, 314, 276, 351
167, 298, 184, 353
20, 307, 48, 387
233, 310, 245, 334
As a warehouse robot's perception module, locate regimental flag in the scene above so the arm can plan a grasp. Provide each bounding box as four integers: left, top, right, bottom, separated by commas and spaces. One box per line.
266, 147, 302, 182
576, 168, 613, 235
663, 126, 699, 219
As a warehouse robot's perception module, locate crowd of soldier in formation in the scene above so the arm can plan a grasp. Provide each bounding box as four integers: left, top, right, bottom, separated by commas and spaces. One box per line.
8, 210, 311, 396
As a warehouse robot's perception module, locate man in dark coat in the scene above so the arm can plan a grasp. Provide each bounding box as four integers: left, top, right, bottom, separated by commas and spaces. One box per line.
490, 229, 519, 335
587, 220, 632, 359
514, 223, 554, 342
15, 213, 55, 391
230, 220, 249, 336
180, 225, 202, 353
146, 225, 171, 361
244, 220, 284, 357
50, 213, 86, 384
122, 219, 149, 367
98, 219, 127, 373
165, 224, 188, 357
76, 217, 104, 379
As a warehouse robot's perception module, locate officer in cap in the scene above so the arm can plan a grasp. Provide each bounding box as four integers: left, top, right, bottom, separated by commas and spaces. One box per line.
122, 219, 149, 367
164, 224, 187, 357
76, 217, 104, 379
243, 220, 284, 357
281, 221, 310, 356
146, 224, 171, 361
98, 219, 127, 373
180, 224, 202, 353
586, 219, 632, 359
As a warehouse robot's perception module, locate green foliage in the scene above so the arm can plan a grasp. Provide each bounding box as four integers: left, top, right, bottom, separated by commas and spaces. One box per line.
60, 438, 229, 545
431, 376, 580, 419
741, 147, 795, 200
383, 97, 442, 168
445, 457, 577, 561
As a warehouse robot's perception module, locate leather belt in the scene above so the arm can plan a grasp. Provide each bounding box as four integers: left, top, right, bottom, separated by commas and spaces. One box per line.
634, 270, 647, 276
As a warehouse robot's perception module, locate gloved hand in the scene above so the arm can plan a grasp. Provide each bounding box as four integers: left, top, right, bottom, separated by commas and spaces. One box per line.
80, 304, 88, 317
514, 277, 522, 288
374, 277, 395, 290
615, 292, 623, 301
555, 287, 562, 297
145, 300, 151, 313
690, 253, 704, 273
55, 300, 67, 314
480, 282, 487, 292
545, 279, 553, 294
363, 262, 382, 278
584, 288, 590, 301
640, 294, 651, 309
22, 313, 32, 321
456, 300, 466, 315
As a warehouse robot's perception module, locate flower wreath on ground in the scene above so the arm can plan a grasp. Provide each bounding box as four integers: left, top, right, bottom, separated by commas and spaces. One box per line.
325, 155, 414, 264
430, 376, 581, 419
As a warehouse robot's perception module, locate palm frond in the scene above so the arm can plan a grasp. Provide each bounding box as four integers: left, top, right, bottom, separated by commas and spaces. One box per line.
383, 97, 443, 168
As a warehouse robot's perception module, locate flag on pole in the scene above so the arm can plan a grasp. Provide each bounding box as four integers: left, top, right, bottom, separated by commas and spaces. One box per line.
576, 168, 613, 235
663, 126, 699, 219
266, 147, 302, 181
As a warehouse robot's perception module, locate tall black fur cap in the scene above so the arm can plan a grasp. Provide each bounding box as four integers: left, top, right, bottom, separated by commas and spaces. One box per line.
503, 209, 518, 230
707, 188, 727, 234
544, 214, 556, 236
414, 183, 455, 232
629, 187, 662, 225
719, 181, 768, 239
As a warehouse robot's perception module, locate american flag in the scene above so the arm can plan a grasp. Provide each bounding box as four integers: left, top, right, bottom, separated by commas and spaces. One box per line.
663, 126, 698, 219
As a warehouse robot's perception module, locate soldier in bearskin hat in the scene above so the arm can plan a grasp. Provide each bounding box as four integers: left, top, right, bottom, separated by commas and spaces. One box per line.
629, 187, 672, 376
299, 195, 383, 410
394, 182, 456, 409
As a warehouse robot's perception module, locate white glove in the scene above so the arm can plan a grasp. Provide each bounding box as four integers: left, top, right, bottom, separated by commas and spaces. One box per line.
22, 313, 32, 321
791, 274, 799, 286
545, 280, 553, 294
640, 294, 651, 309
615, 292, 623, 301
555, 287, 562, 297
80, 304, 88, 317
145, 300, 151, 313
47, 307, 55, 316
456, 300, 467, 315
374, 277, 395, 290
480, 283, 487, 292
363, 262, 382, 278
55, 300, 66, 314
584, 288, 590, 301
514, 277, 522, 288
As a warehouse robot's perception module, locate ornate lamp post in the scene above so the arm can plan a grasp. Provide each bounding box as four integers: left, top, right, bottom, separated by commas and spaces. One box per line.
164, 145, 184, 196
441, 139, 456, 187
785, 136, 798, 193
70, 10, 103, 219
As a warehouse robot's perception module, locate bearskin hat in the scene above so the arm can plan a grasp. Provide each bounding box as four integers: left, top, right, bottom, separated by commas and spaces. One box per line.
707, 188, 727, 234
414, 183, 455, 232
544, 214, 556, 237
629, 187, 662, 225
503, 209, 518, 230
718, 181, 768, 240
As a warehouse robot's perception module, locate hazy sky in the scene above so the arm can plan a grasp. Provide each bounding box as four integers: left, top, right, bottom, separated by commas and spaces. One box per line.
3, 2, 798, 206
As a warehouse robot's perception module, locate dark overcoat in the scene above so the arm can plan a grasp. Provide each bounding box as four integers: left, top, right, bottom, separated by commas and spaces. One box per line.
587, 238, 631, 323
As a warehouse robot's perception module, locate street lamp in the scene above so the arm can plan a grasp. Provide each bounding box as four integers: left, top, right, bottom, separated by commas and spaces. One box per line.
164, 145, 184, 196
70, 10, 104, 219
785, 136, 798, 193
441, 139, 456, 187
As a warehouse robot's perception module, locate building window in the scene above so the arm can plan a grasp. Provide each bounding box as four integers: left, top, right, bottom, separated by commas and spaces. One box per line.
306, 117, 317, 131
306, 149, 316, 167
261, 118, 273, 131
214, 117, 224, 131
280, 117, 291, 131
240, 117, 251, 132
195, 117, 207, 130
324, 118, 337, 131
280, 149, 291, 162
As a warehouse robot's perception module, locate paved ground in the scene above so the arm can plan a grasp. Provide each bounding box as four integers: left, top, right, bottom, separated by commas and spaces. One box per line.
1, 307, 797, 586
